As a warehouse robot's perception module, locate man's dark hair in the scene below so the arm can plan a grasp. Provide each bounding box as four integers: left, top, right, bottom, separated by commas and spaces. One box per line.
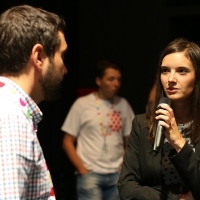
0, 5, 66, 74
95, 59, 121, 78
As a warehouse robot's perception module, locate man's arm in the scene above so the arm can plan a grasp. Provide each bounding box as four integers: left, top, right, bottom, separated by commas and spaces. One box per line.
62, 133, 88, 174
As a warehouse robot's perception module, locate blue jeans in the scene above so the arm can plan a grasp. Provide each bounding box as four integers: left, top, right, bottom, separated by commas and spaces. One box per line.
77, 171, 120, 200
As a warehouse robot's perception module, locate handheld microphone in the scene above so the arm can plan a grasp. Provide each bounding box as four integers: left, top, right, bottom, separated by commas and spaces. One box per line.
153, 97, 171, 151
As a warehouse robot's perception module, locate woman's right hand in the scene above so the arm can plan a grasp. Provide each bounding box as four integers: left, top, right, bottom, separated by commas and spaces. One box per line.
179, 191, 194, 200
155, 103, 186, 152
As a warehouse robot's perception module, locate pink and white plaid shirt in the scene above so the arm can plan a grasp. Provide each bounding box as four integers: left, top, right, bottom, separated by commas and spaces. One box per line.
0, 77, 55, 200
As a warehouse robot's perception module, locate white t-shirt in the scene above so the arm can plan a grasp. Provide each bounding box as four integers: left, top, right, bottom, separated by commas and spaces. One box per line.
61, 93, 135, 174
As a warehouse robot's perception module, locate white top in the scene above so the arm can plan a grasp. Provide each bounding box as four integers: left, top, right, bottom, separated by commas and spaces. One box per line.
61, 93, 135, 174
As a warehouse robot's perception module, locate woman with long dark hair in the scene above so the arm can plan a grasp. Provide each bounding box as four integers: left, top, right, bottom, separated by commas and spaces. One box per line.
118, 38, 200, 200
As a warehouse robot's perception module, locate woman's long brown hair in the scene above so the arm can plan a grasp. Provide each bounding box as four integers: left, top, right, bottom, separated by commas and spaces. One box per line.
146, 38, 200, 145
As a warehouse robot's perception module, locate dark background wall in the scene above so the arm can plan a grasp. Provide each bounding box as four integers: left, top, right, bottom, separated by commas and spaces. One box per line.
1, 0, 200, 199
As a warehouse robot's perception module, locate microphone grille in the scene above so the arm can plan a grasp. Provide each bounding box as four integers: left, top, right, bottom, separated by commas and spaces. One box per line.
159, 97, 171, 106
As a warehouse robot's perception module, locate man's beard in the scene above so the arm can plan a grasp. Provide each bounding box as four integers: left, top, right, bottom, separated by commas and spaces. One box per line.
39, 59, 64, 101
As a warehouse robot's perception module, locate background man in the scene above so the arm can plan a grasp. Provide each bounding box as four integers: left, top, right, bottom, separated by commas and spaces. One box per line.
61, 60, 134, 200
0, 5, 67, 199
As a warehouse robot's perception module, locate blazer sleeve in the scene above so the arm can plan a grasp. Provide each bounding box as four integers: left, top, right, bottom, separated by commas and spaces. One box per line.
170, 142, 200, 199
117, 115, 178, 200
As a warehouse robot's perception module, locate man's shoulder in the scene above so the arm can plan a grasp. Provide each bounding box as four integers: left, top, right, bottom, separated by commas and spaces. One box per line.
0, 91, 14, 109
74, 93, 94, 104
114, 96, 134, 113
0, 98, 22, 118
115, 95, 128, 104
69, 93, 94, 112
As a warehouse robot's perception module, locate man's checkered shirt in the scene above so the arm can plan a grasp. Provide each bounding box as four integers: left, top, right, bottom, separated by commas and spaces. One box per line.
0, 77, 53, 199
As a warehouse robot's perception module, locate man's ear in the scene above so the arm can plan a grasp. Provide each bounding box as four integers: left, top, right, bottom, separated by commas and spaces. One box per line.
30, 44, 45, 69
96, 77, 101, 87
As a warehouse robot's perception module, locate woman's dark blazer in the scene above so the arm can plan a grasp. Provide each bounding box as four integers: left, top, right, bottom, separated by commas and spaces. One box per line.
118, 113, 200, 200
